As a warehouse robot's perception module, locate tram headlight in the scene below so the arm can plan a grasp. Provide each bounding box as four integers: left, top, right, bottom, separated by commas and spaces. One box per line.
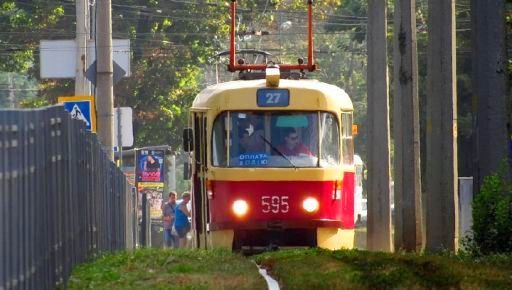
303, 197, 319, 213
232, 199, 249, 217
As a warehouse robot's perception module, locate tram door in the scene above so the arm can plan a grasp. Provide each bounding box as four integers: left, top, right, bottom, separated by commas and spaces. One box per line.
191, 112, 209, 249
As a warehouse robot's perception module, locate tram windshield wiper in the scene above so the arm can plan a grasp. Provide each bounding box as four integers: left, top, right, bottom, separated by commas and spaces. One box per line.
259, 135, 297, 169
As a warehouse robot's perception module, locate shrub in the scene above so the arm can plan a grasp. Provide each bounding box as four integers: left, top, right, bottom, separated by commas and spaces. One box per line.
468, 168, 512, 255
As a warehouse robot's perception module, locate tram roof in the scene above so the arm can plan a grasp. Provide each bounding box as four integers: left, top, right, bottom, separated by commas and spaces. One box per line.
191, 79, 353, 112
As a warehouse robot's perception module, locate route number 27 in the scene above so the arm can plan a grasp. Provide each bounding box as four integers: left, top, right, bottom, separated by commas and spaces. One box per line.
261, 196, 289, 213
264, 93, 281, 104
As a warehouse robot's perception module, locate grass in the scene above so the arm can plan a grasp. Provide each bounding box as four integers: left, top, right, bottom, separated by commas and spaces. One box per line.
254, 248, 512, 290
67, 248, 266, 290
67, 246, 512, 290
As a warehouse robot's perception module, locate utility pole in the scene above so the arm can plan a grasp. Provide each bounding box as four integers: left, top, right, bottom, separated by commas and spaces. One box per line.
426, 0, 459, 252
471, 0, 508, 191
75, 0, 90, 95
366, 0, 393, 252
393, 0, 423, 252
96, 0, 114, 160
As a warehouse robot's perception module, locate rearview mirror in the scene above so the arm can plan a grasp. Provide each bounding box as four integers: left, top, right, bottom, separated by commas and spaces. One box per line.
183, 128, 193, 152
183, 161, 192, 180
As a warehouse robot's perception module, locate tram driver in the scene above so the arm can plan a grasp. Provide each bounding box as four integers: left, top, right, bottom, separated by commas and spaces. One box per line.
276, 127, 313, 157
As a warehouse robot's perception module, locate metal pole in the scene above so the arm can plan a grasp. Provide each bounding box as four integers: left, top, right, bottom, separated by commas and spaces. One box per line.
96, 0, 114, 160
228, 0, 237, 72
117, 107, 123, 167
366, 0, 393, 252
75, 0, 90, 95
393, 0, 424, 252
141, 193, 147, 247
425, 0, 459, 252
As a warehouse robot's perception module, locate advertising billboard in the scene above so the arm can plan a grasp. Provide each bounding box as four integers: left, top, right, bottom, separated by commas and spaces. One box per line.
136, 149, 165, 183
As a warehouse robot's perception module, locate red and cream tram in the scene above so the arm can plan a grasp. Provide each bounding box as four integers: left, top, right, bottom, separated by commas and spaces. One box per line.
182, 0, 356, 251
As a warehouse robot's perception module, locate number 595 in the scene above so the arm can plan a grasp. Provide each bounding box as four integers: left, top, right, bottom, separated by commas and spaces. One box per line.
261, 196, 289, 213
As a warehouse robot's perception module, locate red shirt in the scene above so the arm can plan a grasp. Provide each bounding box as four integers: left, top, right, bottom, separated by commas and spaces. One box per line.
276, 143, 313, 156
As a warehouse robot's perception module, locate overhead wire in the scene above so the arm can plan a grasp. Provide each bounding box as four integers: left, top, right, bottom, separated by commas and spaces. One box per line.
0, 1, 477, 57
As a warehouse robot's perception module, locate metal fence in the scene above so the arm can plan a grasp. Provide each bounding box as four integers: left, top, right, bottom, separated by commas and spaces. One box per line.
0, 105, 135, 290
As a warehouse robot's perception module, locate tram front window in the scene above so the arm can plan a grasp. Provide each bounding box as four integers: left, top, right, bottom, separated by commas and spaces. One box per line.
212, 111, 341, 168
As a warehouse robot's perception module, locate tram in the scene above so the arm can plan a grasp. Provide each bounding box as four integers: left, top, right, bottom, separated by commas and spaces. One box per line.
182, 0, 356, 251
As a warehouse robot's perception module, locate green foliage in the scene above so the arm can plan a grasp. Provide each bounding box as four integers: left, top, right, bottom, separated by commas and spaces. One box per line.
0, 0, 67, 73
0, 72, 39, 107
467, 166, 512, 255
18, 97, 50, 108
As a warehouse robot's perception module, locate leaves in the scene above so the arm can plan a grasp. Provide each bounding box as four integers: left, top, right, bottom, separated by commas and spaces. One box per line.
469, 164, 512, 255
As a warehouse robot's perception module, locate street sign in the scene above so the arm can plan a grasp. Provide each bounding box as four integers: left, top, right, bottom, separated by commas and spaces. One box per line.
85, 60, 127, 86
114, 107, 134, 147
40, 39, 131, 79
58, 96, 96, 132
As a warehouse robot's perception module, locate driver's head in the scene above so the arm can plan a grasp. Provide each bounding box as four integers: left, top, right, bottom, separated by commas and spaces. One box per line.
283, 128, 299, 149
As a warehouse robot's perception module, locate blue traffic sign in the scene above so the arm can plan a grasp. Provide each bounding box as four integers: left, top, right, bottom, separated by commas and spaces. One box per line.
58, 96, 97, 132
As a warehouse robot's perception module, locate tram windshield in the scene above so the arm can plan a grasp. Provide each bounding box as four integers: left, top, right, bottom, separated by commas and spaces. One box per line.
212, 111, 341, 168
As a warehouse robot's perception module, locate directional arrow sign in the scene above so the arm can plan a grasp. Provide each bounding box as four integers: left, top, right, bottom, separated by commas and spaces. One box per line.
58, 96, 97, 132
85, 60, 127, 86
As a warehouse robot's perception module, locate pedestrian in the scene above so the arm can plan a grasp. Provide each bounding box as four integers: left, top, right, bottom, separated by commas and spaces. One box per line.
174, 192, 192, 248
162, 191, 178, 248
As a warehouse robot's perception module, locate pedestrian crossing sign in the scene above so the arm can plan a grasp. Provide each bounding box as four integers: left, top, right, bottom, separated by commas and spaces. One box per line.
58, 96, 97, 132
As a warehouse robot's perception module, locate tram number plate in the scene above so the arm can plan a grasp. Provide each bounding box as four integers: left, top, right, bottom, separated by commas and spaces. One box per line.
257, 89, 290, 107
261, 196, 289, 213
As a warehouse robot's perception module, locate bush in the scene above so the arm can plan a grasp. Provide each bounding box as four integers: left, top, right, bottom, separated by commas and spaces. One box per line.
467, 169, 512, 255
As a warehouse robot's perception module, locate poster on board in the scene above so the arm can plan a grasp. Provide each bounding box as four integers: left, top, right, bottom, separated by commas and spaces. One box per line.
136, 149, 165, 183
138, 182, 165, 219
136, 149, 166, 219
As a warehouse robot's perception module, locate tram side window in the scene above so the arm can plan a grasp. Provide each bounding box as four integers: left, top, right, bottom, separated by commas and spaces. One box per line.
341, 112, 354, 165
319, 113, 341, 167
212, 112, 228, 166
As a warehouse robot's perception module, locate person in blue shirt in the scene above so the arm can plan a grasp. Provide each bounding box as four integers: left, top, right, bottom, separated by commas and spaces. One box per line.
174, 192, 192, 248
161, 191, 178, 248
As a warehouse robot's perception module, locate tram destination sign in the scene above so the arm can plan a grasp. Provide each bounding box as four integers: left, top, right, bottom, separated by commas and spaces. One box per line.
257, 89, 290, 107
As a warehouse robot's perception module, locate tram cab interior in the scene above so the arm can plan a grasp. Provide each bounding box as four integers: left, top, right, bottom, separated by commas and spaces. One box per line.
212, 111, 342, 168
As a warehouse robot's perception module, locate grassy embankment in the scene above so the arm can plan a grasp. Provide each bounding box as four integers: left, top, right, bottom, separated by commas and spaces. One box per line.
67, 248, 266, 290
255, 248, 512, 290
68, 247, 512, 289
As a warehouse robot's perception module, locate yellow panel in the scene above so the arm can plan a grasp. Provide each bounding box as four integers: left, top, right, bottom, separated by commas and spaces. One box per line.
208, 167, 353, 182
209, 230, 234, 250
192, 79, 353, 113
317, 227, 355, 250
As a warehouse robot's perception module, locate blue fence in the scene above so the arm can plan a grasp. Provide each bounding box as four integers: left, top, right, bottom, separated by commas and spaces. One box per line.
0, 105, 135, 290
